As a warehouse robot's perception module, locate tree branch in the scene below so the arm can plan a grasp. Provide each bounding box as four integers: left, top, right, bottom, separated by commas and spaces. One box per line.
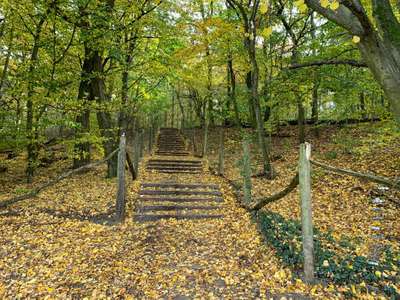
288, 59, 367, 69
304, 0, 364, 35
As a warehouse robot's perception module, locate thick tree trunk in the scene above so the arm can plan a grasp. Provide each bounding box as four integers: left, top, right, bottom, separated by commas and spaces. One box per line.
73, 45, 92, 169
304, 0, 400, 126
357, 33, 400, 124
90, 51, 118, 177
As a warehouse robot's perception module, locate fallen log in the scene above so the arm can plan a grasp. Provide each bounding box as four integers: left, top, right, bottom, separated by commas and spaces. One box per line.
0, 149, 119, 209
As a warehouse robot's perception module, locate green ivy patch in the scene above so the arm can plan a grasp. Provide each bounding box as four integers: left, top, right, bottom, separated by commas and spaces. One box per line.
257, 211, 399, 298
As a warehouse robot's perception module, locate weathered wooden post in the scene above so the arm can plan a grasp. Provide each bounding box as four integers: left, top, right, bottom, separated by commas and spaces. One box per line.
218, 126, 225, 175
242, 138, 252, 203
299, 142, 315, 283
148, 126, 153, 154
192, 128, 197, 154
139, 129, 144, 158
133, 130, 140, 176
202, 102, 209, 157
116, 132, 126, 222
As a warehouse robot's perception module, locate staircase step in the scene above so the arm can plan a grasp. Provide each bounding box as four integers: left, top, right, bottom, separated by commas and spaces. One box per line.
140, 190, 222, 196
148, 159, 201, 164
156, 154, 190, 156
135, 214, 224, 222
139, 205, 220, 212
149, 170, 201, 174
141, 183, 219, 189
139, 197, 224, 203
147, 166, 202, 171
147, 164, 202, 168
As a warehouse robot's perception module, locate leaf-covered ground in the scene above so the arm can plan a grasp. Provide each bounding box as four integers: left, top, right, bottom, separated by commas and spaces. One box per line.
0, 122, 399, 299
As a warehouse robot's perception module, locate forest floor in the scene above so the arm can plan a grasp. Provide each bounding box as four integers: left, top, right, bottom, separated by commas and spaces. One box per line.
0, 121, 399, 299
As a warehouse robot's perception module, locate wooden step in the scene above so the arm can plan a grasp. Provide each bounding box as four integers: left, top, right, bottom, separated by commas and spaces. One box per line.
141, 183, 218, 189
155, 153, 190, 156
147, 162, 201, 166
135, 214, 224, 222
150, 170, 201, 174
139, 205, 220, 212
139, 197, 224, 203
147, 166, 202, 171
148, 159, 201, 164
139, 190, 222, 196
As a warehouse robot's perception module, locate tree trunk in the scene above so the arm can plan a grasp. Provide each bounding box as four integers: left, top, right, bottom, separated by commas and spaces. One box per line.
359, 91, 367, 119
91, 50, 118, 177
26, 15, 46, 183
247, 33, 273, 177
304, 0, 400, 126
0, 24, 13, 104
357, 33, 400, 125
246, 71, 257, 127
310, 12, 319, 137
227, 55, 240, 127
73, 55, 91, 169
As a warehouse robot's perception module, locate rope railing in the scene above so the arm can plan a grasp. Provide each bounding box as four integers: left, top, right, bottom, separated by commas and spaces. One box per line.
310, 159, 400, 190
211, 138, 400, 284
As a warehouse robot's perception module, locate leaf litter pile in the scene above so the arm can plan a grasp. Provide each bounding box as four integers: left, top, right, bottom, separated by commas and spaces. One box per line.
0, 122, 399, 299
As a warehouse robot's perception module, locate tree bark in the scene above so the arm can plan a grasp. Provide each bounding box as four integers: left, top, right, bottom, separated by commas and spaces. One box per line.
0, 23, 13, 104
227, 55, 240, 127
26, 14, 47, 183
304, 0, 400, 125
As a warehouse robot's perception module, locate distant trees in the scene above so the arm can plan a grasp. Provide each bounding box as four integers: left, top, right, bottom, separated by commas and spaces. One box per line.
0, 0, 397, 182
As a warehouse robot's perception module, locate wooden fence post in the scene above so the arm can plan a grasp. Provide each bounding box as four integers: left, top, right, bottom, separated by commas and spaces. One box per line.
299, 142, 315, 283
116, 133, 126, 222
242, 138, 252, 203
192, 128, 197, 154
133, 131, 140, 175
139, 129, 144, 158
218, 126, 225, 175
148, 127, 153, 154
203, 102, 209, 157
